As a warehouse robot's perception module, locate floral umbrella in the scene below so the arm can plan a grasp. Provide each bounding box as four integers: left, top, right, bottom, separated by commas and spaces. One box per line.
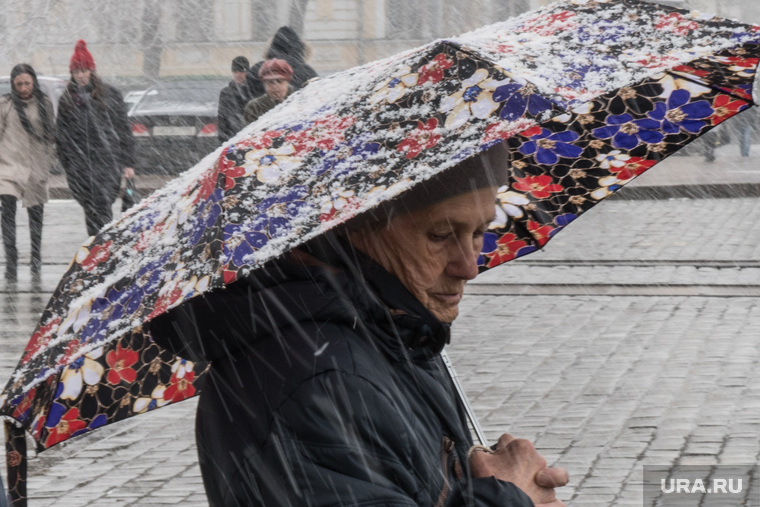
3, 0, 760, 503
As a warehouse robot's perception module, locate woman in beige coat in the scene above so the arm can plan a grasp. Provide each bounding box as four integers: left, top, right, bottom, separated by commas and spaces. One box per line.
0, 63, 56, 284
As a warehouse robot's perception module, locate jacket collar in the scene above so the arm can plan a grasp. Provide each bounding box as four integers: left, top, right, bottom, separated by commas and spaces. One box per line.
302, 235, 451, 354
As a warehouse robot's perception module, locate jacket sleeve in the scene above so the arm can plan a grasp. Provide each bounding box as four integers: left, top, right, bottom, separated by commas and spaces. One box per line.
107, 87, 136, 169
243, 97, 261, 124
55, 97, 75, 172
248, 360, 535, 506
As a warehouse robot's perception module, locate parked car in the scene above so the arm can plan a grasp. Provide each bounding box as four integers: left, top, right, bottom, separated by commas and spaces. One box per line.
0, 75, 67, 115
123, 89, 146, 114
128, 79, 227, 175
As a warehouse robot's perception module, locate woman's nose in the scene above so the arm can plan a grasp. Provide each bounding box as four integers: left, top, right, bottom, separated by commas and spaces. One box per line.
446, 239, 480, 280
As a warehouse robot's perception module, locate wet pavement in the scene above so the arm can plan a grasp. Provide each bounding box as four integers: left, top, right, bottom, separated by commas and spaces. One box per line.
2, 147, 760, 505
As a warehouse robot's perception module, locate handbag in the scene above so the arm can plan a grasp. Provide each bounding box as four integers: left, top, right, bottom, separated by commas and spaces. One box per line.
121, 177, 142, 212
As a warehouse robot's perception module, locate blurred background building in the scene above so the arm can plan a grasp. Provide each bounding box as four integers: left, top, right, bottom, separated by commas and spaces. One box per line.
0, 0, 757, 85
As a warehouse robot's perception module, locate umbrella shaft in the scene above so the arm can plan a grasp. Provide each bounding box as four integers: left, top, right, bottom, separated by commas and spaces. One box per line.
440, 350, 487, 446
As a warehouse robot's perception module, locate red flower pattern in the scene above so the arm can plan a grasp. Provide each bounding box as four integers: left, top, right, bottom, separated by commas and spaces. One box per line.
59, 339, 83, 366
672, 64, 710, 78
22, 317, 61, 364
608, 156, 656, 181
655, 13, 698, 35
105, 344, 140, 385
235, 130, 280, 151
164, 371, 196, 403
487, 233, 528, 267
483, 120, 535, 145
418, 54, 454, 85
523, 11, 575, 36
397, 119, 442, 159
527, 221, 555, 247
12, 388, 36, 420
513, 174, 564, 199
45, 408, 87, 447
710, 95, 747, 125
286, 116, 355, 154
147, 286, 185, 321
81, 241, 113, 271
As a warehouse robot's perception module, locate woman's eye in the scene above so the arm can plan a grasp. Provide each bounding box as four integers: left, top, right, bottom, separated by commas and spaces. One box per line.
429, 232, 451, 242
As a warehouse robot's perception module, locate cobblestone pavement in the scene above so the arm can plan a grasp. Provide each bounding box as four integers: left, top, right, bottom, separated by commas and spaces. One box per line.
2, 149, 760, 505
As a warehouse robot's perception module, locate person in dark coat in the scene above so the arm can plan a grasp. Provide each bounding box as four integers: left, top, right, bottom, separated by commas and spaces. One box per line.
243, 59, 295, 124
245, 25, 317, 99
56, 39, 135, 237
217, 56, 252, 143
149, 143, 569, 506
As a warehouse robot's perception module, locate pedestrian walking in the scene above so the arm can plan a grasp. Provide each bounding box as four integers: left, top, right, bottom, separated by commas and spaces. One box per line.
736, 106, 757, 157
245, 26, 317, 99
149, 143, 569, 506
217, 56, 252, 143
56, 39, 135, 237
0, 63, 56, 284
243, 59, 295, 123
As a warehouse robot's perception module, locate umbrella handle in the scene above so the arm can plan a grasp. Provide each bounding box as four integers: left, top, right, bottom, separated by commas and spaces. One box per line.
3, 421, 26, 507
440, 350, 487, 446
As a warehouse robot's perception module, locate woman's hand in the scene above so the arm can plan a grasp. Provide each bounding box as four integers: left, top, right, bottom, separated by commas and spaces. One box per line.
469, 433, 569, 506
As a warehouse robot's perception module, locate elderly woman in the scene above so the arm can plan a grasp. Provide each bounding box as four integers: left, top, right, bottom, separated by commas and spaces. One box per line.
150, 143, 568, 506
0, 63, 56, 284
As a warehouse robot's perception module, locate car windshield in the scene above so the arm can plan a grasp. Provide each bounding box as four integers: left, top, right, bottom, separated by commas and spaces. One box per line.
133, 81, 225, 115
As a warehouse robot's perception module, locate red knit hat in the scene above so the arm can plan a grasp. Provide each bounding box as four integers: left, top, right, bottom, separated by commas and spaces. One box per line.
258, 59, 293, 82
69, 39, 96, 72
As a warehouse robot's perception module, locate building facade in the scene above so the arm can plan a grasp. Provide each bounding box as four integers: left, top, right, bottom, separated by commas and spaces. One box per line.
0, 0, 756, 82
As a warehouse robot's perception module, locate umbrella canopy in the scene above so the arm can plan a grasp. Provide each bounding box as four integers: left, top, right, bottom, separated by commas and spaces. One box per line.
2, 0, 759, 468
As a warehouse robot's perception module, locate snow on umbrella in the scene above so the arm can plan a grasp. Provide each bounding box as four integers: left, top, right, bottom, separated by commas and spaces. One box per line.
2, 0, 760, 503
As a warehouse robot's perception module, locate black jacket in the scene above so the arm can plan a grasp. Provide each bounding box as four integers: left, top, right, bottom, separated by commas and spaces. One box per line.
150, 240, 533, 507
217, 81, 251, 143
245, 26, 318, 99
56, 80, 134, 207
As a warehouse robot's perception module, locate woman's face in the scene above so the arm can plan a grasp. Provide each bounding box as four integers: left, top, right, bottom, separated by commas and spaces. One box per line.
350, 186, 497, 323
72, 68, 92, 87
263, 78, 289, 102
12, 73, 34, 100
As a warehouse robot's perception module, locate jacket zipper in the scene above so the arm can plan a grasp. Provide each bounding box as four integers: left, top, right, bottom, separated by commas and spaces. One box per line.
435, 435, 456, 507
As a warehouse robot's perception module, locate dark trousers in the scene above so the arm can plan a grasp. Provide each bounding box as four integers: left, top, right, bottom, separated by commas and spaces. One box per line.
1, 195, 44, 280
81, 199, 113, 237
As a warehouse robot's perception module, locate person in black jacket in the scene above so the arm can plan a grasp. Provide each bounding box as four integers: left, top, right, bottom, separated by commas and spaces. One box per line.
149, 143, 568, 506
217, 56, 252, 143
56, 39, 135, 237
245, 26, 318, 99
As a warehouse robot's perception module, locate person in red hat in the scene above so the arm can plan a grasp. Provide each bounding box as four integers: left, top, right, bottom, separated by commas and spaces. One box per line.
242, 58, 295, 124
56, 39, 135, 237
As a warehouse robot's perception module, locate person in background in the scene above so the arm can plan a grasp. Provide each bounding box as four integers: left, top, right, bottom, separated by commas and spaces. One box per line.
56, 39, 135, 237
217, 56, 252, 143
243, 59, 295, 124
245, 26, 317, 99
0, 63, 56, 285
736, 106, 757, 157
